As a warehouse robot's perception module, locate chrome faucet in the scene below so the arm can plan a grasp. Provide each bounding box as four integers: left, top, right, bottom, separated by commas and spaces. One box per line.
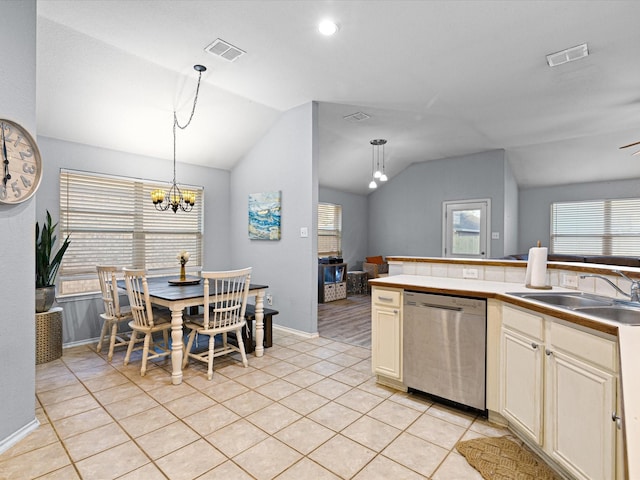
580, 270, 640, 303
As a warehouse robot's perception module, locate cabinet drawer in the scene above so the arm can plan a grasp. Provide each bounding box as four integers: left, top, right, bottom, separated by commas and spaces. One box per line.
372, 288, 401, 308
550, 321, 617, 372
503, 305, 544, 341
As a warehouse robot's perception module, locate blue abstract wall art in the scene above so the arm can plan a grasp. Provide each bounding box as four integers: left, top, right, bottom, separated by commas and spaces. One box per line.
248, 191, 281, 240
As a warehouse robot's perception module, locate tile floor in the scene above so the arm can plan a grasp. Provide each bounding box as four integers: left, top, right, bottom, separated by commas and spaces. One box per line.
1, 329, 510, 479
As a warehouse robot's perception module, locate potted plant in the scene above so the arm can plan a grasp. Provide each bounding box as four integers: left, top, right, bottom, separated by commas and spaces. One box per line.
35, 211, 70, 313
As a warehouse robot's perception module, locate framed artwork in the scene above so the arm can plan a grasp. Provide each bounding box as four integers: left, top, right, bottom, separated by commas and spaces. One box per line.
248, 191, 281, 240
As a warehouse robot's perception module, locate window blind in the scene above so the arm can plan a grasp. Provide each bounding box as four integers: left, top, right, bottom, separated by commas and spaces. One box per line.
318, 202, 342, 257
551, 198, 640, 256
59, 169, 203, 295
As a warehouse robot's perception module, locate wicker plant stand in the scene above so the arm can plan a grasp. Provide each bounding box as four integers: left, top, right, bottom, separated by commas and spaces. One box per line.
36, 307, 63, 364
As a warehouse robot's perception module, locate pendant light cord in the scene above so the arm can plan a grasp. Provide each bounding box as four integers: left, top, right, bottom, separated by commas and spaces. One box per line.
172, 67, 204, 183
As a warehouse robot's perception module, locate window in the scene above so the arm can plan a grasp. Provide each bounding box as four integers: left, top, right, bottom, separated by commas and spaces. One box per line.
59, 169, 204, 295
318, 202, 342, 257
551, 198, 640, 256
442, 200, 490, 258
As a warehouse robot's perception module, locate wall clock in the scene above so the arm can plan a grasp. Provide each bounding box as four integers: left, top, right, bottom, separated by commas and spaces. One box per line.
0, 119, 43, 204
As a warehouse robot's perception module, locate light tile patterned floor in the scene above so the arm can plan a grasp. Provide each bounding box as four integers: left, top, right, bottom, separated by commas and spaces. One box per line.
0, 330, 510, 479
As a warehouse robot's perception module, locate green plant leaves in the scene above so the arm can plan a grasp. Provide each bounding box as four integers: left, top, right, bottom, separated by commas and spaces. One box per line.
35, 210, 70, 288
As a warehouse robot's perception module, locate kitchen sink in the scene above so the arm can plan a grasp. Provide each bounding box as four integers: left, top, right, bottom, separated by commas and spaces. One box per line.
507, 291, 640, 325
510, 292, 613, 308
574, 306, 640, 325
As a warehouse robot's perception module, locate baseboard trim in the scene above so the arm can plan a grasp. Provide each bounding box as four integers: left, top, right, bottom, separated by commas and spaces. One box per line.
0, 418, 40, 455
272, 324, 319, 339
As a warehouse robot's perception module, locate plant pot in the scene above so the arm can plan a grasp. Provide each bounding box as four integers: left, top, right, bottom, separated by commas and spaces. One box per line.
36, 286, 56, 313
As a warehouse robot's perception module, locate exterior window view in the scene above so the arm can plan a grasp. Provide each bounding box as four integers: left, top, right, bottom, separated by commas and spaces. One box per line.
3, 2, 640, 479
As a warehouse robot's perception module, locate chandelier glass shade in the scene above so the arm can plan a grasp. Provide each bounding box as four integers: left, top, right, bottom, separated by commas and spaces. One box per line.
369, 139, 388, 189
152, 64, 206, 213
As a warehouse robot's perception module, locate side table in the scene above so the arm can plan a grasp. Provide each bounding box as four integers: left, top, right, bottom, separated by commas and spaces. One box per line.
36, 307, 63, 364
347, 271, 369, 295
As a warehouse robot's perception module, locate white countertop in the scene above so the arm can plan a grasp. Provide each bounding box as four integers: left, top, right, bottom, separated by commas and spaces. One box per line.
371, 274, 639, 479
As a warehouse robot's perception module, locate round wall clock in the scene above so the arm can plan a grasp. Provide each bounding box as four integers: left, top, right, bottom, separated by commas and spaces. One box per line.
0, 119, 43, 204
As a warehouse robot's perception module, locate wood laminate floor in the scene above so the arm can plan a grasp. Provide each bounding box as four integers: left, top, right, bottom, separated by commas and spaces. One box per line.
318, 294, 371, 348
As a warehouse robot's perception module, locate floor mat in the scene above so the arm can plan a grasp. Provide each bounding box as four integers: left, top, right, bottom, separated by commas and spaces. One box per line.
455, 435, 562, 480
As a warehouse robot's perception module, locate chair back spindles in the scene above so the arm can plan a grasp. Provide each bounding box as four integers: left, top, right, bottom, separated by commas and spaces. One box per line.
203, 270, 251, 330
123, 268, 157, 328
183, 267, 252, 379
96, 265, 133, 361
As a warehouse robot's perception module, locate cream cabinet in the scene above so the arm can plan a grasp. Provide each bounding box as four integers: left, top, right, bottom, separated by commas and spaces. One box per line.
500, 304, 619, 480
500, 306, 544, 445
371, 287, 403, 385
544, 321, 618, 480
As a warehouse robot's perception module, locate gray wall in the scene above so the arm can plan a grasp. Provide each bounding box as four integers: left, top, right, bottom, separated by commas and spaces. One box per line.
0, 0, 38, 452
503, 154, 519, 256
367, 150, 511, 259
230, 102, 318, 334
519, 177, 640, 253
319, 187, 368, 271
35, 136, 231, 344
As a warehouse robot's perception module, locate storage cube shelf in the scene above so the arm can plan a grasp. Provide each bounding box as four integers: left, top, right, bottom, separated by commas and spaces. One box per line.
318, 262, 347, 303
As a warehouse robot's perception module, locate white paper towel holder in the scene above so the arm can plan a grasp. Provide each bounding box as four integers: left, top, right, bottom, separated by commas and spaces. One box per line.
525, 241, 553, 290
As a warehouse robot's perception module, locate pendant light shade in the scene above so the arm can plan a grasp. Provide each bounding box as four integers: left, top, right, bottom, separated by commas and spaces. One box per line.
368, 139, 387, 188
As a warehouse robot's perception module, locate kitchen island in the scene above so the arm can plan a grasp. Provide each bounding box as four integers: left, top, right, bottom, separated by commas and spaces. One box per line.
371, 268, 640, 480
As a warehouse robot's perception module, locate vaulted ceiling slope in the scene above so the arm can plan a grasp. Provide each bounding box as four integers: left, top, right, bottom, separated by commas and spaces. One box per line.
36, 0, 640, 195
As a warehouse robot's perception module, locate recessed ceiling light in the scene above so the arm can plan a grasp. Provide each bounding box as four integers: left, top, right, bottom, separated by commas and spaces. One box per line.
319, 19, 339, 36
546, 43, 589, 67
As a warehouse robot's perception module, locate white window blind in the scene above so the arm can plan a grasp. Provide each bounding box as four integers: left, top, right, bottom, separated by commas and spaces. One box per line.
551, 198, 640, 256
318, 202, 342, 257
59, 169, 203, 295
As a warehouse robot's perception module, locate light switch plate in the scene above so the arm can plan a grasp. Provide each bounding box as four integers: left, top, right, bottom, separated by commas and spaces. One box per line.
300, 227, 308, 238
463, 268, 479, 279
561, 274, 579, 288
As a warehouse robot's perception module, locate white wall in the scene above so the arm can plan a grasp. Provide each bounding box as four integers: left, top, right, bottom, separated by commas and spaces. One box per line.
319, 187, 368, 271
230, 102, 318, 334
367, 150, 510, 259
35, 136, 231, 344
0, 0, 38, 452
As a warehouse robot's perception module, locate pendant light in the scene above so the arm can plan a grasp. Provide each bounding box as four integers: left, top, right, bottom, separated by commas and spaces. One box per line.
151, 64, 206, 213
369, 139, 387, 189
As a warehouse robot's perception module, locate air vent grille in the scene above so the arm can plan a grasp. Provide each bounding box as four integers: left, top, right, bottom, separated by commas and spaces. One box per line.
343, 112, 370, 122
546, 43, 588, 67
205, 38, 246, 62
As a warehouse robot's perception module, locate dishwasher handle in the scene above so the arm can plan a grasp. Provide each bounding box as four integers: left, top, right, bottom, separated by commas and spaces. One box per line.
418, 302, 464, 312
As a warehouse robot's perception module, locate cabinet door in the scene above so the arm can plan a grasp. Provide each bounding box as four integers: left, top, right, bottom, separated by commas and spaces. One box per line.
372, 306, 401, 380
500, 327, 543, 445
545, 349, 616, 480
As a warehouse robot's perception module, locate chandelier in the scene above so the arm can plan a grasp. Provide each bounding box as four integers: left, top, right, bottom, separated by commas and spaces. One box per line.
368, 139, 388, 189
151, 64, 206, 213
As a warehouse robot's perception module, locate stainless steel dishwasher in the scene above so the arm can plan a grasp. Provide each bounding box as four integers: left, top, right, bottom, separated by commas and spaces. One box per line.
403, 291, 487, 412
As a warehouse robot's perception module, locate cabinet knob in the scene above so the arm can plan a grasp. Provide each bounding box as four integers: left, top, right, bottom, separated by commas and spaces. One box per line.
545, 348, 553, 356
531, 342, 538, 349
612, 412, 622, 429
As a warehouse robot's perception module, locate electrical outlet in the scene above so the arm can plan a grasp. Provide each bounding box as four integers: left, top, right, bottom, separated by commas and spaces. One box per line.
463, 268, 479, 279
561, 274, 579, 288
266, 294, 273, 306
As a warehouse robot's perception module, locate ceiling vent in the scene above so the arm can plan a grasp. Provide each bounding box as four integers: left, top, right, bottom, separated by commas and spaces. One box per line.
343, 112, 370, 122
205, 38, 246, 62
546, 43, 589, 67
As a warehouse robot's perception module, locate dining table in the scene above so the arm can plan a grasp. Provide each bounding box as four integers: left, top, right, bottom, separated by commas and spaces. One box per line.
119, 275, 268, 385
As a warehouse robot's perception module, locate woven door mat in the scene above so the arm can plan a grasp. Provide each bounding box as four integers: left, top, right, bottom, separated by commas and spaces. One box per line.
455, 435, 562, 480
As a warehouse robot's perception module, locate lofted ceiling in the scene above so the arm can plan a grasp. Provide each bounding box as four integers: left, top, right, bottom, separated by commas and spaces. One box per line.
36, 0, 640, 195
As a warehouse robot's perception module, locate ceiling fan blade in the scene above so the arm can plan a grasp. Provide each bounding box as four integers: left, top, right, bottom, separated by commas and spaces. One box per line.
619, 140, 640, 149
